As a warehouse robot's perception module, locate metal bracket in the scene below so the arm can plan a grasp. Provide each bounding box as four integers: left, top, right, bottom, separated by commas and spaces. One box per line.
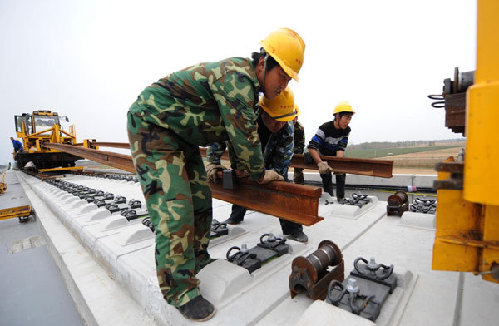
289, 240, 344, 300
325, 278, 383, 321
210, 220, 229, 238
387, 191, 409, 217
351, 257, 397, 293
226, 245, 261, 274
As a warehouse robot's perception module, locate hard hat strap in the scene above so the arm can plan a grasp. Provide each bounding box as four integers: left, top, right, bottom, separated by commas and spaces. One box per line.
271, 109, 297, 120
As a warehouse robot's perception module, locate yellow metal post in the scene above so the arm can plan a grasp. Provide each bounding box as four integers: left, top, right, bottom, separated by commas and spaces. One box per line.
465, 0, 499, 204
433, 0, 499, 283
465, 0, 499, 282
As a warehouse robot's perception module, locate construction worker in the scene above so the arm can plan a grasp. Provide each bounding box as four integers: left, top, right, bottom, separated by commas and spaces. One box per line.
292, 106, 305, 185
206, 88, 308, 243
307, 101, 354, 201
127, 28, 305, 321
10, 137, 23, 159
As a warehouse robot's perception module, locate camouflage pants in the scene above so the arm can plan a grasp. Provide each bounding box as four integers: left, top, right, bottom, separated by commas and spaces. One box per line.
127, 112, 212, 307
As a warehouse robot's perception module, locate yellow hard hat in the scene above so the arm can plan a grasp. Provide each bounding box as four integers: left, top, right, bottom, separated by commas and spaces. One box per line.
333, 101, 355, 115
260, 87, 297, 121
260, 28, 305, 82
295, 105, 300, 116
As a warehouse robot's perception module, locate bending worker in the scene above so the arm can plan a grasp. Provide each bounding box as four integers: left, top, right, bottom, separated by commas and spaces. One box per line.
206, 88, 308, 243
10, 137, 23, 159
308, 101, 354, 201
127, 28, 305, 322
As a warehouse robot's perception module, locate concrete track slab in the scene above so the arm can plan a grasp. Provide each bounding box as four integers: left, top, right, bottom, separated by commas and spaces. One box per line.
13, 170, 499, 326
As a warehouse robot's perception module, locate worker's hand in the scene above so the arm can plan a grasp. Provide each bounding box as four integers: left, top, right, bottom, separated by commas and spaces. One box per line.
258, 170, 284, 184
317, 161, 333, 174
205, 163, 227, 183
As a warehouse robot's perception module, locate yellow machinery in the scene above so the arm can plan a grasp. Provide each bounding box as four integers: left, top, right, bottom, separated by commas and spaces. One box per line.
14, 110, 82, 169
0, 173, 6, 195
0, 205, 33, 223
432, 0, 499, 283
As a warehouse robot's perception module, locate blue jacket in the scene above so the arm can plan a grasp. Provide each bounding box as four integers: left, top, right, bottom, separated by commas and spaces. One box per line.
12, 139, 23, 151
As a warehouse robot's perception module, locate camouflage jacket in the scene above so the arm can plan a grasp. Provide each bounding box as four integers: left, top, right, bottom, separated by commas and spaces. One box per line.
129, 57, 264, 181
293, 120, 305, 154
207, 116, 294, 177
263, 121, 294, 177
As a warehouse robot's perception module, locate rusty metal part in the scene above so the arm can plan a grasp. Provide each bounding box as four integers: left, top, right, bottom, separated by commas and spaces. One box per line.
428, 67, 474, 136
200, 148, 393, 178
212, 178, 323, 225
387, 191, 409, 217
442, 92, 466, 135
45, 143, 323, 225
289, 240, 344, 300
291, 154, 393, 178
45, 143, 136, 173
75, 141, 131, 149
76, 145, 392, 178
434, 161, 464, 190
38, 166, 84, 173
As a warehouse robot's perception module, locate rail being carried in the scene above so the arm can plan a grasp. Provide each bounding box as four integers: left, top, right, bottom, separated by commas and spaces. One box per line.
44, 141, 394, 226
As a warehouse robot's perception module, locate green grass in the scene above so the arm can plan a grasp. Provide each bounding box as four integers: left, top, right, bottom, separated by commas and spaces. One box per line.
344, 145, 459, 159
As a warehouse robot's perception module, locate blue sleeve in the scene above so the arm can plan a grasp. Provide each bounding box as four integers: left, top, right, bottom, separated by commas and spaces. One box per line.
337, 136, 348, 151
308, 127, 325, 151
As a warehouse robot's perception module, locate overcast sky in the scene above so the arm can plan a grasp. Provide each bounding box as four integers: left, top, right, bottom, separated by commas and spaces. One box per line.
0, 0, 476, 165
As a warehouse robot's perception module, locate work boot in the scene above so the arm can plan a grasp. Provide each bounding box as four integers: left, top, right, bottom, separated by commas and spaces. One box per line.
285, 231, 309, 243
223, 216, 243, 225
178, 295, 216, 321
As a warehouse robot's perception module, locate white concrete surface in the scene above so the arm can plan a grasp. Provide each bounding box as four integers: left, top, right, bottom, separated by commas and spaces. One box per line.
17, 172, 157, 326
15, 171, 499, 326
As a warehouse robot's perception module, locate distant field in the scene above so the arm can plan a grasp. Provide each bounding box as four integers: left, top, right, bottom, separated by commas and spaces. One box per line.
345, 145, 464, 169
344, 145, 459, 159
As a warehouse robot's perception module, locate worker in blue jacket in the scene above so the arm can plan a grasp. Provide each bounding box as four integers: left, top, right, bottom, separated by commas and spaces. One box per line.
10, 137, 23, 158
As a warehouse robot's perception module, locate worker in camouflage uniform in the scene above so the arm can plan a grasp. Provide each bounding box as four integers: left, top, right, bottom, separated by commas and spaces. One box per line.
292, 106, 305, 185
127, 28, 305, 321
206, 88, 308, 243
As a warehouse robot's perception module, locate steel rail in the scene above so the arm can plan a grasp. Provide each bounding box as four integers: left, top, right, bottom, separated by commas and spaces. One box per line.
211, 179, 323, 226
73, 141, 131, 149
45, 143, 136, 173
74, 143, 393, 178
198, 148, 393, 178
291, 154, 393, 178
45, 143, 324, 225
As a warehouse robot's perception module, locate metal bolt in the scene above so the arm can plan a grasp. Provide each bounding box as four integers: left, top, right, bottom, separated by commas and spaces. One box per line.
347, 278, 359, 294
240, 244, 248, 254
368, 257, 377, 269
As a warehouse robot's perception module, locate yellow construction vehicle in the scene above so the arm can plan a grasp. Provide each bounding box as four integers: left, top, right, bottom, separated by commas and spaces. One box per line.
14, 110, 82, 169
431, 0, 499, 283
